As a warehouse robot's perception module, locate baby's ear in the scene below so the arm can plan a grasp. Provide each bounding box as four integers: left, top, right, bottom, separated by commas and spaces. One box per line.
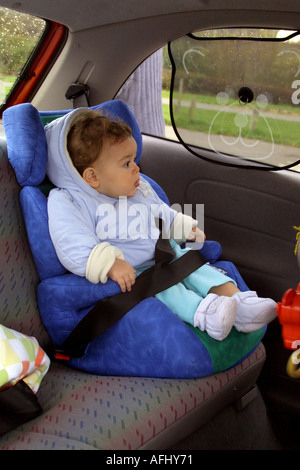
82, 167, 99, 188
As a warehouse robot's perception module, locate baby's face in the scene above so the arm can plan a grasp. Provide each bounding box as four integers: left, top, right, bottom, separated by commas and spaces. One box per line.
83, 136, 140, 198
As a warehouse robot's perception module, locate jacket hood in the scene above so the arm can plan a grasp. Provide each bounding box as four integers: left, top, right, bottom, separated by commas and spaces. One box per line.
45, 108, 100, 197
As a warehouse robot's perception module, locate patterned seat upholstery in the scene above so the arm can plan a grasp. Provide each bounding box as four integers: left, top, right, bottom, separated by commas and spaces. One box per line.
0, 122, 266, 450
0, 349, 265, 450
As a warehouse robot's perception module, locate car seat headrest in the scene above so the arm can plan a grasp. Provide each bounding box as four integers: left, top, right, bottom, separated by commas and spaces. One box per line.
3, 103, 47, 187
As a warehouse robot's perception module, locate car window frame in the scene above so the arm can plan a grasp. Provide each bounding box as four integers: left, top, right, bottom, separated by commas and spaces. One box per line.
0, 15, 67, 117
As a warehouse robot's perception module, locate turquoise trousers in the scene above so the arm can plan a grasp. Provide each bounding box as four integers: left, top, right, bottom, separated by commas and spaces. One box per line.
137, 241, 236, 326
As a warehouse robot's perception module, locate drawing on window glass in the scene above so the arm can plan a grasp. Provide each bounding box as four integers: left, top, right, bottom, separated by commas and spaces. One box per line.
168, 30, 300, 169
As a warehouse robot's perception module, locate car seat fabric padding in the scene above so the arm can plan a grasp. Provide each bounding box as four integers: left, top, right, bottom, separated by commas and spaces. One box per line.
3, 101, 265, 378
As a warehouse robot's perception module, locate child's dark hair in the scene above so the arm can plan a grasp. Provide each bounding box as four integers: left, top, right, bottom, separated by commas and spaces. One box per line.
67, 109, 132, 175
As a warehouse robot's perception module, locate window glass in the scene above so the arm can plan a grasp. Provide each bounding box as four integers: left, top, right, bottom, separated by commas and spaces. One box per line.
168, 29, 300, 170
0, 7, 46, 106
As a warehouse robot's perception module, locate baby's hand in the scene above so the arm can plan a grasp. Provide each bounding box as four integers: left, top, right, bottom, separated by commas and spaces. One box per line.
108, 259, 136, 292
187, 226, 206, 243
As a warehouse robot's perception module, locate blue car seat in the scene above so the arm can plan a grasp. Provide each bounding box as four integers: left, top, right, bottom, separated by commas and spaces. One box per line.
3, 100, 265, 378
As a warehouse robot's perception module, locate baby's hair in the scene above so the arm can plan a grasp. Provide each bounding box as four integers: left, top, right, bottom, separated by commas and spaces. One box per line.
67, 109, 132, 175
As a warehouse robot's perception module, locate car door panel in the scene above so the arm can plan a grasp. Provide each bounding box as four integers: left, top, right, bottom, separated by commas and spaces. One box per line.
141, 135, 299, 302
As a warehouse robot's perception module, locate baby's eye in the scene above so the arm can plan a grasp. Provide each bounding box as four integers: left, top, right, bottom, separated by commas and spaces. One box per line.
124, 161, 130, 168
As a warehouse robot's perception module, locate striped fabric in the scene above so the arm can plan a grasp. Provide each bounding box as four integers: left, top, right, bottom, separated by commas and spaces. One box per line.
116, 50, 165, 137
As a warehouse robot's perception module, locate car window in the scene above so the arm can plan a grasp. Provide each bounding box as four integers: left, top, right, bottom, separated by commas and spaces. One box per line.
0, 7, 46, 109
168, 28, 300, 170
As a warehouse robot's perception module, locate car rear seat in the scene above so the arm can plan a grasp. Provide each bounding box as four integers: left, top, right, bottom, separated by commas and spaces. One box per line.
0, 121, 272, 450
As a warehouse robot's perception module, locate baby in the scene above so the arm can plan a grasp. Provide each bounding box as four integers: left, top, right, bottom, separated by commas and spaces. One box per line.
46, 108, 277, 341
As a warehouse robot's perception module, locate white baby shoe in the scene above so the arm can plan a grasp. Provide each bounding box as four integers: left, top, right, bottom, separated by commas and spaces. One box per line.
233, 291, 277, 333
194, 293, 237, 341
